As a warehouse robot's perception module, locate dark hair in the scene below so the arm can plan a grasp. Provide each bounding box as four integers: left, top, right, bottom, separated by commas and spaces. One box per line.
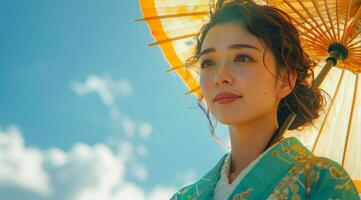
185, 0, 330, 147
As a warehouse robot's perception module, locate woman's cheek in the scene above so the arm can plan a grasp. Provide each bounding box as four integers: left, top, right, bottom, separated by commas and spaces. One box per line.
199, 76, 212, 101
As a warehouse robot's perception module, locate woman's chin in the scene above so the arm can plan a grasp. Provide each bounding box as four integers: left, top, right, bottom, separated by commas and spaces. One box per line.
215, 115, 244, 125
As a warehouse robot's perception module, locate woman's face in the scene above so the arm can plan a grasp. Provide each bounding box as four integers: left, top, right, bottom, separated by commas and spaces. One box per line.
199, 23, 292, 125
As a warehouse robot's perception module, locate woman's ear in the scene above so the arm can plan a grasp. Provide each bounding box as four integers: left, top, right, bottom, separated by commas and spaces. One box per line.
277, 68, 297, 99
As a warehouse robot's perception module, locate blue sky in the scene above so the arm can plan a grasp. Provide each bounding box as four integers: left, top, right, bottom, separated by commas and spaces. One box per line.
0, 1, 229, 199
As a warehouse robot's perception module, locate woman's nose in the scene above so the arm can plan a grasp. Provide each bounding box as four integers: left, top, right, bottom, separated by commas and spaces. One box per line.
214, 60, 233, 86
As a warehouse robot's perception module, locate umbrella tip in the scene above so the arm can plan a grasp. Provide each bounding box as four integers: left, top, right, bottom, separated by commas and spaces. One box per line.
134, 18, 145, 22
148, 42, 157, 47
165, 68, 176, 73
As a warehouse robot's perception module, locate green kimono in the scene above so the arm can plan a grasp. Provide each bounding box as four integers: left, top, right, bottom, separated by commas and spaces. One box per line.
170, 137, 360, 200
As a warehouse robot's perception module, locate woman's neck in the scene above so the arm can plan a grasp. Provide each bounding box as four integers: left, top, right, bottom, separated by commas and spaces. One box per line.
228, 117, 278, 179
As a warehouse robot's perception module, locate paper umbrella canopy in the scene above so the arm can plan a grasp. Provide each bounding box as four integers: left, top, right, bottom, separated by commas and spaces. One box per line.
137, 0, 361, 191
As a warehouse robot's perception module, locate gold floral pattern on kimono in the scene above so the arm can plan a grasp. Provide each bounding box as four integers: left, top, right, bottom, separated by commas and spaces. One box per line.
232, 188, 253, 200
267, 138, 358, 200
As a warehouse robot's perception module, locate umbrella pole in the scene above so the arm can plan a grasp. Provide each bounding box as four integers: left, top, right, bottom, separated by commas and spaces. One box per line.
263, 43, 348, 151
313, 60, 335, 88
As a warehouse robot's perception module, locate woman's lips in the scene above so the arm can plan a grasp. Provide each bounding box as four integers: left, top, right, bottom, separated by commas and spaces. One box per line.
215, 97, 241, 104
214, 92, 242, 102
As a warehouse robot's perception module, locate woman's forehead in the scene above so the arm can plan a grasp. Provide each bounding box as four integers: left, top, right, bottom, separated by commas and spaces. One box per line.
201, 23, 263, 52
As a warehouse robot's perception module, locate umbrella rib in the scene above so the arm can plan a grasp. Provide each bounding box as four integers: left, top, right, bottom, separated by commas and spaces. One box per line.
349, 58, 361, 64
344, 7, 361, 46
283, 0, 331, 44
350, 55, 361, 59
345, 29, 361, 47
312, 69, 345, 152
293, 0, 334, 42
341, 74, 359, 166
348, 46, 361, 51
345, 8, 361, 43
349, 59, 361, 66
165, 64, 186, 73
342, 60, 361, 72
300, 36, 328, 46
301, 38, 329, 50
301, 42, 328, 53
289, 16, 329, 46
299, 26, 323, 44
150, 22, 206, 35
323, 0, 338, 42
340, 0, 352, 44
135, 12, 208, 22
285, 13, 329, 45
309, 0, 337, 42
300, 34, 329, 48
345, 61, 361, 68
299, 25, 325, 47
185, 86, 200, 95
140, 4, 210, 10
148, 33, 199, 46
336, 0, 341, 41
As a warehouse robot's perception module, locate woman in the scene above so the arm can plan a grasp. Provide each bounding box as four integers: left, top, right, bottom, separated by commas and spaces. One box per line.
170, 0, 360, 199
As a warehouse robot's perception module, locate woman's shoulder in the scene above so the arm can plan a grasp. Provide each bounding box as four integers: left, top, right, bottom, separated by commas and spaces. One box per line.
306, 156, 360, 199
310, 156, 353, 185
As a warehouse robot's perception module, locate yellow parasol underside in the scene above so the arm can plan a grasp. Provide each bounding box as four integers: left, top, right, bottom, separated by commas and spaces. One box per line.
138, 0, 361, 192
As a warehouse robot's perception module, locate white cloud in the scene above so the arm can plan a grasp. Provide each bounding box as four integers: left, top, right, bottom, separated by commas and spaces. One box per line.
70, 74, 132, 107
116, 141, 134, 163
148, 186, 178, 200
50, 143, 125, 200
0, 125, 177, 200
0, 125, 52, 197
47, 148, 68, 167
138, 123, 152, 139
111, 183, 146, 200
70, 75, 153, 141
122, 117, 136, 138
131, 163, 148, 182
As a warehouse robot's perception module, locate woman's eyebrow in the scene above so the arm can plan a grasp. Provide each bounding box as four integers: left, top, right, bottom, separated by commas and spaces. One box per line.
228, 43, 260, 51
200, 43, 260, 57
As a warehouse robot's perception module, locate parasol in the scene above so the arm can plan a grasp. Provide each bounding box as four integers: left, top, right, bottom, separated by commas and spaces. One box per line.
137, 0, 361, 192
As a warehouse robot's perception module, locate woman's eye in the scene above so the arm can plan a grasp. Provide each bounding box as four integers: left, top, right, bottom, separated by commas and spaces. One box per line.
200, 59, 215, 69
200, 55, 251, 69
234, 54, 252, 62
